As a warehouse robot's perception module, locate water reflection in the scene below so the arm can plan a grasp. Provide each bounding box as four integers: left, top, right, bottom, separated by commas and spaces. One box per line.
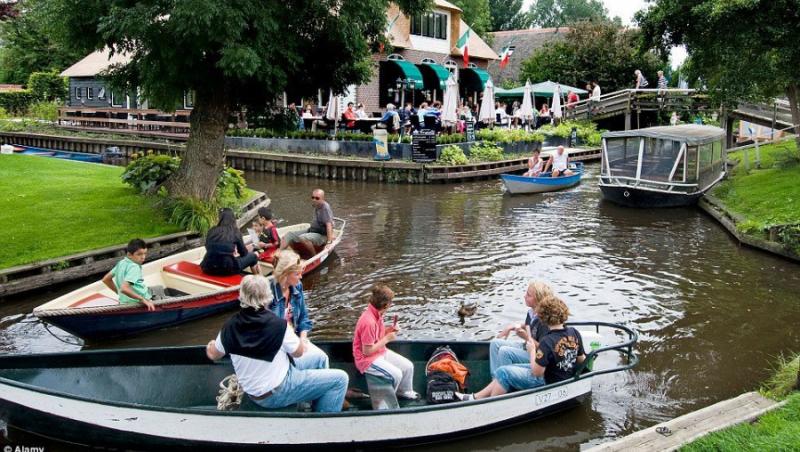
2, 164, 800, 451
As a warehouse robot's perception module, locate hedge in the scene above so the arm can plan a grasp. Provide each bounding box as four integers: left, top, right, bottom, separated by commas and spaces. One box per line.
0, 91, 36, 115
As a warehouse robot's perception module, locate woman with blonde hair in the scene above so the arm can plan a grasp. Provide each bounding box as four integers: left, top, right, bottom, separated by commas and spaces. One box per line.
458, 293, 586, 400
489, 280, 555, 377
268, 250, 329, 369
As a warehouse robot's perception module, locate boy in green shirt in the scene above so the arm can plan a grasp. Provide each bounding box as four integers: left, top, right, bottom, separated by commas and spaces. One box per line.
102, 238, 156, 311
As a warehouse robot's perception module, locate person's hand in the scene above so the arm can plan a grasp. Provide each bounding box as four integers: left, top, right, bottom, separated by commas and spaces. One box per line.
515, 324, 531, 342
142, 298, 156, 311
258, 241, 269, 249
497, 324, 515, 339
384, 330, 398, 343
386, 324, 401, 334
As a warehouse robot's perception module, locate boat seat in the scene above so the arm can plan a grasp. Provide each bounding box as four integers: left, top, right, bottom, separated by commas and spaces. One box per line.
364, 373, 399, 410
69, 293, 119, 308
162, 261, 242, 287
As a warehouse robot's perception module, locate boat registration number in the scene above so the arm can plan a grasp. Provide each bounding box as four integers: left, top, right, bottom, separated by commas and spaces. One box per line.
534, 387, 569, 406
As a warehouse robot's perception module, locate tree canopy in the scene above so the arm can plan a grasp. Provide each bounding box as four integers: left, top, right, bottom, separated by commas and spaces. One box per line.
520, 21, 665, 93
637, 0, 800, 146
41, 0, 428, 201
527, 0, 613, 28
488, 0, 532, 31
451, 0, 492, 38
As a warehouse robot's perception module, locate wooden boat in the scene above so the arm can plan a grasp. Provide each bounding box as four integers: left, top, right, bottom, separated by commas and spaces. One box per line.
14, 144, 104, 163
501, 162, 584, 194
0, 323, 637, 449
598, 125, 727, 208
33, 218, 346, 340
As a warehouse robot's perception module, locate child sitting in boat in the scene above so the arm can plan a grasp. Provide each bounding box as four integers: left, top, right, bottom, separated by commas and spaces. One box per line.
352, 284, 419, 405
457, 293, 586, 401
254, 208, 280, 263
523, 150, 545, 177
101, 238, 157, 311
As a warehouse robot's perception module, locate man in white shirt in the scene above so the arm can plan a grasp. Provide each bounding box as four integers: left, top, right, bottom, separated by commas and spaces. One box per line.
206, 275, 348, 412
545, 146, 573, 177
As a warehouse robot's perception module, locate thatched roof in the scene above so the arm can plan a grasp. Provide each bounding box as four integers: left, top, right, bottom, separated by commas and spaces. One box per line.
60, 48, 131, 77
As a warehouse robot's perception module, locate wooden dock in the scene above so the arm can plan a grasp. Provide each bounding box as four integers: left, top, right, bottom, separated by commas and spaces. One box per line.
585, 392, 785, 452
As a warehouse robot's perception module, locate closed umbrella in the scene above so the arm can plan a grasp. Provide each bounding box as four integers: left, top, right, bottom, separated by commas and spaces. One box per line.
325, 89, 340, 136
518, 79, 535, 126
551, 83, 563, 121
478, 79, 495, 124
441, 75, 459, 125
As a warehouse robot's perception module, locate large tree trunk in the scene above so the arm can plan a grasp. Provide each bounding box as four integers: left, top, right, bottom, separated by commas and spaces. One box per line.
786, 83, 800, 151
165, 87, 232, 201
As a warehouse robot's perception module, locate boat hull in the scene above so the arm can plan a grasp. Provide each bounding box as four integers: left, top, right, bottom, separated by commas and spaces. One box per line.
599, 184, 703, 208
501, 163, 583, 195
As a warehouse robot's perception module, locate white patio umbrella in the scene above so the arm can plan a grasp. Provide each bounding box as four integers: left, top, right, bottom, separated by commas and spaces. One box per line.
478, 79, 495, 124
518, 79, 535, 126
325, 89, 340, 136
441, 75, 459, 125
551, 83, 563, 121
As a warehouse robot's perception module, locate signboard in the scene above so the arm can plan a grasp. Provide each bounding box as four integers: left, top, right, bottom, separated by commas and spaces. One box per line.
465, 119, 476, 143
412, 129, 437, 162
373, 129, 390, 161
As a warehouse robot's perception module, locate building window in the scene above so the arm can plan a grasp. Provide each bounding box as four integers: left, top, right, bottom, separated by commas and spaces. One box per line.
75, 87, 82, 99
411, 12, 447, 40
110, 91, 124, 107
443, 59, 457, 72
467, 63, 478, 69
86, 87, 94, 99
98, 88, 106, 99
387, 53, 404, 61
421, 58, 436, 64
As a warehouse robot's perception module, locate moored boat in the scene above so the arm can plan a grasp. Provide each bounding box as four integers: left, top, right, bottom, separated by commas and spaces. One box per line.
501, 162, 584, 194
598, 125, 726, 208
0, 323, 637, 449
13, 144, 104, 163
33, 218, 345, 340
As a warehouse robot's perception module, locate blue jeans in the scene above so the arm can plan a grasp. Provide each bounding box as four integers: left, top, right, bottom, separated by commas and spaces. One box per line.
495, 364, 546, 392
293, 341, 329, 370
253, 365, 348, 413
489, 339, 530, 377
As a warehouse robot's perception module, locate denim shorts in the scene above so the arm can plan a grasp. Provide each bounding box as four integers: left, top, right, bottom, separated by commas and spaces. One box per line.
495, 363, 546, 392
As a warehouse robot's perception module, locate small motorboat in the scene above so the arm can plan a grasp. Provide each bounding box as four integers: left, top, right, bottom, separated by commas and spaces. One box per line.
33, 218, 346, 340
0, 323, 637, 449
598, 125, 726, 208
501, 162, 584, 194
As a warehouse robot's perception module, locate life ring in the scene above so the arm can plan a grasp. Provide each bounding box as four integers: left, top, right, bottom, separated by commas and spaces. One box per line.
623, 190, 630, 198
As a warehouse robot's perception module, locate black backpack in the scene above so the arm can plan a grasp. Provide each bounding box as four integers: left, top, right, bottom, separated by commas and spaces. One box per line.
426, 371, 459, 404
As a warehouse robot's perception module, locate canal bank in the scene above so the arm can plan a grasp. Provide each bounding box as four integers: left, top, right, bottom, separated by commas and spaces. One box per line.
3, 166, 800, 451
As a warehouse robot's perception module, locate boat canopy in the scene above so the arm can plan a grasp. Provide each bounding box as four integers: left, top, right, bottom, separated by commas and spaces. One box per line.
602, 125, 725, 146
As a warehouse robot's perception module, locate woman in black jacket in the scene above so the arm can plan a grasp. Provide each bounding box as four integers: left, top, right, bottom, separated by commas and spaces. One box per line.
200, 208, 260, 276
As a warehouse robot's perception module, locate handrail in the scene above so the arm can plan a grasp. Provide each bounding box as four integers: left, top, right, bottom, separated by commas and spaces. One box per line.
597, 175, 699, 188
567, 321, 639, 379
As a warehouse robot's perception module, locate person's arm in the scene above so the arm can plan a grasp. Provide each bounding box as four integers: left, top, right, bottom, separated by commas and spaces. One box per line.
120, 281, 156, 311
101, 272, 117, 293
283, 327, 305, 358
362, 330, 396, 356
207, 335, 226, 361
234, 237, 248, 257
531, 335, 546, 377
325, 221, 334, 244
296, 289, 313, 337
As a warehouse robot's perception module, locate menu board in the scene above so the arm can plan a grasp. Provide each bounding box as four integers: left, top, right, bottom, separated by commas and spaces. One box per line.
465, 120, 476, 142
412, 129, 437, 162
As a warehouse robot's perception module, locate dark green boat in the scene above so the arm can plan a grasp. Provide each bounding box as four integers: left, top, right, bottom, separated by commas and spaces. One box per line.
0, 322, 637, 449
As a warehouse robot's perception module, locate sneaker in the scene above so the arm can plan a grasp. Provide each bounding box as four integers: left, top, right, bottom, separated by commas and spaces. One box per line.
455, 392, 474, 401
397, 390, 420, 400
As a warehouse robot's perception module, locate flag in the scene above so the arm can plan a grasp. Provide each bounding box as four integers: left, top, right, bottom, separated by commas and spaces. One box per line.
456, 27, 470, 66
379, 13, 402, 53
499, 46, 514, 69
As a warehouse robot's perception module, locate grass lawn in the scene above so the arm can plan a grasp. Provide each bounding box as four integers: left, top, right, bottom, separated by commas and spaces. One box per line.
0, 154, 182, 269
681, 355, 800, 452
712, 139, 800, 234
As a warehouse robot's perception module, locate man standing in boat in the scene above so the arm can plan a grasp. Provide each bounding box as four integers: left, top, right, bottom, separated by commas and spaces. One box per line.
545, 146, 574, 177
282, 188, 334, 258
206, 275, 349, 412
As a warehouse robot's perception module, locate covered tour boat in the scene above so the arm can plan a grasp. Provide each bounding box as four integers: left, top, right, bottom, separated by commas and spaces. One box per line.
598, 125, 726, 207
0, 322, 637, 449
501, 162, 584, 194
33, 218, 345, 341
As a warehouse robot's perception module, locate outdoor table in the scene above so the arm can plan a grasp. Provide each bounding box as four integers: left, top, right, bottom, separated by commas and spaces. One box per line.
355, 118, 381, 133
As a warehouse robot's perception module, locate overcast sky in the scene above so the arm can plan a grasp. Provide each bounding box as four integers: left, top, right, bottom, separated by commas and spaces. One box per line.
521, 0, 687, 68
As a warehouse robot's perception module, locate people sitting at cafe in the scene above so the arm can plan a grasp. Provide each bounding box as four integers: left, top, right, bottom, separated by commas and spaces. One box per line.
281, 188, 335, 259
353, 284, 419, 404
495, 102, 509, 127
377, 103, 400, 133
355, 103, 368, 119
523, 150, 545, 177
488, 281, 554, 377
288, 102, 303, 130
417, 102, 429, 123
302, 104, 315, 119
342, 102, 358, 130
545, 145, 573, 177
399, 102, 416, 134
206, 275, 348, 412
269, 250, 330, 370
200, 208, 260, 276
424, 101, 442, 130
456, 292, 586, 401
101, 238, 158, 311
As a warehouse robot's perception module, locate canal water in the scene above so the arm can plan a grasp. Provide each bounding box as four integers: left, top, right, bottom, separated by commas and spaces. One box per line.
2, 163, 800, 450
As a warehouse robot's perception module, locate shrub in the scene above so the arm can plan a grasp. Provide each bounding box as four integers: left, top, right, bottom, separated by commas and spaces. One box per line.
469, 142, 504, 162
217, 166, 247, 202
161, 196, 220, 234
122, 154, 180, 193
26, 101, 60, 121
540, 120, 605, 147
776, 224, 800, 253
27, 71, 68, 102
0, 107, 8, 119
0, 90, 36, 115
475, 128, 544, 144
438, 145, 468, 165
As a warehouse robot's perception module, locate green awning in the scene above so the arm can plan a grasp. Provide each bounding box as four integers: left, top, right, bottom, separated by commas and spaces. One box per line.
418, 62, 450, 90
387, 60, 424, 86
460, 67, 491, 92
